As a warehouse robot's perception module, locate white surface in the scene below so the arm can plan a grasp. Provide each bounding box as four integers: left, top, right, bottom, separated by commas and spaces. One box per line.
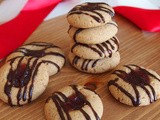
0, 0, 28, 25
46, 0, 160, 20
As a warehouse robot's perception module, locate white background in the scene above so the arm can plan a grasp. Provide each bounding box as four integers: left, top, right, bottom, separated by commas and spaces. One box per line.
46, 0, 160, 20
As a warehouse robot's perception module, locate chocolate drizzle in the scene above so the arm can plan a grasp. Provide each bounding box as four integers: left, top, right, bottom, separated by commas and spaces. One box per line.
107, 22, 118, 28
92, 60, 99, 68
71, 43, 102, 57
108, 64, 160, 106
14, 42, 61, 58
5, 57, 39, 106
73, 28, 84, 42
8, 42, 65, 74
72, 56, 99, 72
68, 2, 114, 23
4, 42, 66, 106
69, 22, 118, 43
47, 85, 100, 120
71, 36, 119, 58
72, 56, 80, 65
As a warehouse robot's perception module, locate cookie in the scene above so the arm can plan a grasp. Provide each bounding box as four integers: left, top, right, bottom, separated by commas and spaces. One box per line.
6, 42, 66, 76
108, 64, 160, 106
0, 56, 49, 106
67, 2, 115, 28
44, 85, 103, 120
71, 36, 119, 59
68, 21, 118, 44
68, 51, 120, 74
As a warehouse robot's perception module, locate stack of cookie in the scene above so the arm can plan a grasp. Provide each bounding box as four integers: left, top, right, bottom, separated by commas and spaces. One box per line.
67, 2, 120, 73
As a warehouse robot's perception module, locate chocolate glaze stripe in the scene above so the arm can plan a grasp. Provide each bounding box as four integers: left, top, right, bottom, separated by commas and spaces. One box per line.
28, 59, 47, 103
72, 22, 118, 43
52, 94, 69, 120
141, 85, 155, 103
27, 58, 39, 103
81, 59, 87, 71
71, 43, 103, 57
48, 85, 100, 120
68, 25, 72, 33
16, 57, 33, 106
92, 60, 99, 68
68, 3, 114, 23
80, 109, 91, 120
108, 78, 139, 106
5, 57, 24, 106
7, 56, 23, 62
56, 91, 92, 120
81, 59, 95, 71
128, 64, 160, 82
111, 37, 119, 51
71, 36, 119, 58
72, 56, 80, 65
14, 45, 59, 55
72, 56, 99, 71
56, 92, 72, 120
85, 60, 91, 71
68, 11, 101, 23
105, 37, 119, 51
97, 6, 114, 17
92, 10, 105, 23
109, 65, 159, 106
5, 57, 39, 106
71, 85, 100, 120
45, 52, 66, 60
113, 69, 154, 106
126, 65, 158, 101
9, 47, 65, 63
98, 43, 112, 58
73, 28, 84, 42
90, 2, 113, 14
101, 42, 111, 57
124, 65, 156, 102
42, 60, 60, 72
148, 84, 157, 102
96, 44, 105, 55
107, 22, 118, 28
105, 40, 114, 50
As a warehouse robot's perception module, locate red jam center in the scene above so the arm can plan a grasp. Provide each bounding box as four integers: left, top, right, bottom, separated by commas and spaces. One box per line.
64, 94, 86, 111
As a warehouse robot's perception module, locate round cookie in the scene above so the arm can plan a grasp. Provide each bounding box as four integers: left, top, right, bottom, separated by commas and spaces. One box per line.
68, 21, 118, 44
0, 56, 49, 106
71, 36, 119, 59
108, 64, 160, 106
68, 51, 120, 74
6, 42, 66, 76
44, 85, 103, 120
67, 2, 115, 28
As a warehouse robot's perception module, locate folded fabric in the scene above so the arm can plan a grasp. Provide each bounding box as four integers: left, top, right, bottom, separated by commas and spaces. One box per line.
0, 0, 62, 60
114, 6, 160, 32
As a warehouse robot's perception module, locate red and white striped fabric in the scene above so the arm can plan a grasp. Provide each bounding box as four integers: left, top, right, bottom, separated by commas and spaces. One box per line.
0, 0, 62, 60
109, 0, 160, 32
